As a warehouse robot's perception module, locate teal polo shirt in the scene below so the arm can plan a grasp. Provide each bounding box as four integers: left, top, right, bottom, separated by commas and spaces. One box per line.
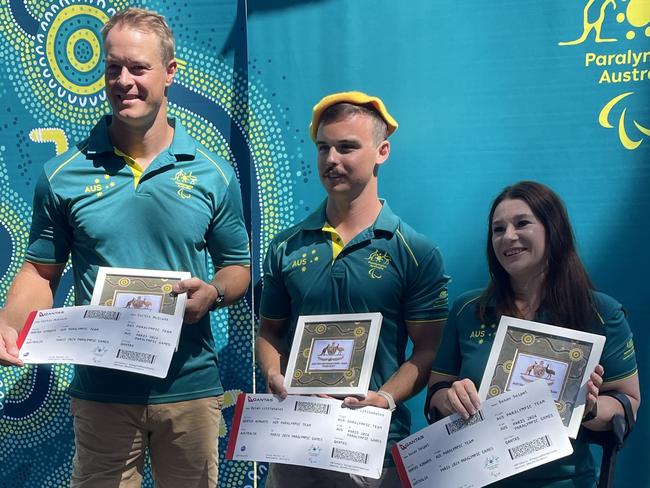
433, 289, 638, 488
26, 116, 250, 404
260, 200, 450, 464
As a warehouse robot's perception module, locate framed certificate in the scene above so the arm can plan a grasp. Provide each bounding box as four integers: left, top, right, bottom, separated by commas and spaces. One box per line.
284, 313, 383, 397
478, 315, 605, 438
91, 267, 190, 319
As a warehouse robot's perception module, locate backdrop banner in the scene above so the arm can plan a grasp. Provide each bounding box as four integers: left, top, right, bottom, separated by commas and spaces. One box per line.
1, 1, 648, 487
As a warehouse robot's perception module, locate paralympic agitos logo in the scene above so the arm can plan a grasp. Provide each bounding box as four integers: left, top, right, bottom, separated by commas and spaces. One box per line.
558, 0, 650, 150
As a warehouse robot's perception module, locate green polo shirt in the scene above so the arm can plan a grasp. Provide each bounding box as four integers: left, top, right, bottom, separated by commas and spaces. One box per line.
26, 116, 250, 404
260, 200, 450, 464
433, 289, 638, 488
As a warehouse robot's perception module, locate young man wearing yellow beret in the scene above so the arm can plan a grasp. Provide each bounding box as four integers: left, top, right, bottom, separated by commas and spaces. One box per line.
257, 91, 450, 487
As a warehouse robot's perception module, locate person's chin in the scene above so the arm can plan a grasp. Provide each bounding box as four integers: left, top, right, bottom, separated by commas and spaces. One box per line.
504, 263, 537, 281
112, 109, 147, 126
321, 178, 347, 192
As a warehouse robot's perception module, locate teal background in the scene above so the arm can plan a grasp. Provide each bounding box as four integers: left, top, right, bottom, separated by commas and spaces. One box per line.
1, 0, 648, 487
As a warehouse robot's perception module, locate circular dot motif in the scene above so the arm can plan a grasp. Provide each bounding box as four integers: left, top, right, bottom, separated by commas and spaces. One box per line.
569, 348, 583, 361
489, 386, 502, 397
41, 5, 108, 96
503, 360, 513, 373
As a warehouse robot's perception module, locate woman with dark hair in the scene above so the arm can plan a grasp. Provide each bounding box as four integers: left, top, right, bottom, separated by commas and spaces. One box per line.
427, 181, 640, 487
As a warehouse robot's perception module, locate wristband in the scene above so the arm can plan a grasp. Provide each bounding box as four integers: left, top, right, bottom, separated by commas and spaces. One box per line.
208, 283, 225, 311
377, 390, 397, 412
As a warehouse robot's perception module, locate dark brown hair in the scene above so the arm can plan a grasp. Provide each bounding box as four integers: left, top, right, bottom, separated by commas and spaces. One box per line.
318, 103, 388, 144
479, 181, 597, 331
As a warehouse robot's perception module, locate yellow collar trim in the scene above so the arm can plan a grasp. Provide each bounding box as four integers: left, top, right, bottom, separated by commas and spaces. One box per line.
114, 148, 143, 188
322, 223, 344, 260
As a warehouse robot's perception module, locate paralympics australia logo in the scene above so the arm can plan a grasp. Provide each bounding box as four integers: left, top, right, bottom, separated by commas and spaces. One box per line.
307, 444, 322, 463
172, 169, 198, 199
367, 250, 391, 279
559, 0, 650, 149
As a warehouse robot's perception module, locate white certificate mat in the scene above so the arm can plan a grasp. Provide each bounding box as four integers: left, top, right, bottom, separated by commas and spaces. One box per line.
91, 267, 190, 318
226, 394, 391, 479
478, 315, 605, 438
392, 381, 573, 488
17, 306, 183, 378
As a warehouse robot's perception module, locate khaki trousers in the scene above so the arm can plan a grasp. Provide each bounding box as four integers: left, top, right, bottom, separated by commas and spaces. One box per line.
70, 396, 222, 488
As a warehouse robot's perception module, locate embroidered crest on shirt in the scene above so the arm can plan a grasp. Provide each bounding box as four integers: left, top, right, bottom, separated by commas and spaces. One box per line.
172, 169, 197, 199
367, 250, 391, 279
84, 174, 115, 198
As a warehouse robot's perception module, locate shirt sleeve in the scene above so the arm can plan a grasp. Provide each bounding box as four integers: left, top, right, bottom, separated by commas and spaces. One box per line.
259, 239, 291, 320
25, 170, 72, 264
206, 175, 251, 267
404, 245, 450, 322
599, 301, 637, 382
431, 298, 462, 376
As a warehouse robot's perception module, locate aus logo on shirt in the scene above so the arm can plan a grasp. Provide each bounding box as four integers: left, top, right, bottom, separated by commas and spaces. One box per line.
83, 174, 115, 198
558, 0, 650, 150
291, 249, 319, 272
469, 323, 497, 345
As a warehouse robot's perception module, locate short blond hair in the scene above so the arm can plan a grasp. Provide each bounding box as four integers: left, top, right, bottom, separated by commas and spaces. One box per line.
101, 7, 175, 64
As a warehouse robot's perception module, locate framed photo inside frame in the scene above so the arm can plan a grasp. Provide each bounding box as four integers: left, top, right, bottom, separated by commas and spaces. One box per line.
284, 312, 383, 397
91, 267, 191, 319
478, 315, 605, 438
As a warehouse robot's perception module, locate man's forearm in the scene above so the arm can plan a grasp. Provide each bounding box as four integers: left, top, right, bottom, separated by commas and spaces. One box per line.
212, 265, 250, 306
380, 347, 437, 405
1, 262, 62, 331
380, 320, 444, 404
255, 336, 284, 380
256, 318, 290, 380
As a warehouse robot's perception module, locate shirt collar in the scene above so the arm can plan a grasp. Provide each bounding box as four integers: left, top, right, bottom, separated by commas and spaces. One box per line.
85, 116, 196, 161
301, 198, 399, 235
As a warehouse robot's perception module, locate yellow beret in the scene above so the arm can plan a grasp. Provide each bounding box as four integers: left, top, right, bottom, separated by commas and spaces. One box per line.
309, 91, 398, 141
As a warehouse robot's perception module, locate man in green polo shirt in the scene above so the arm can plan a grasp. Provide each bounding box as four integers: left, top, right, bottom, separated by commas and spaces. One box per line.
257, 91, 450, 487
0, 7, 250, 488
